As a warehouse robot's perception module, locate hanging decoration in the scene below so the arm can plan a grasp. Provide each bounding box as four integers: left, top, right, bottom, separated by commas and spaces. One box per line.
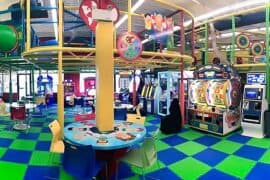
251, 41, 264, 56
117, 32, 143, 61
235, 33, 250, 49
144, 13, 175, 48
79, 0, 119, 32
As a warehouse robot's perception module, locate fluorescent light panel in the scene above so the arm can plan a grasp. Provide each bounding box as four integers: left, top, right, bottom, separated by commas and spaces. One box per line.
50, 0, 58, 40
115, 0, 145, 28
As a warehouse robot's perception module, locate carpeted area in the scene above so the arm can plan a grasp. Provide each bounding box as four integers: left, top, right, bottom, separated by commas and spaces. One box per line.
0, 107, 269, 179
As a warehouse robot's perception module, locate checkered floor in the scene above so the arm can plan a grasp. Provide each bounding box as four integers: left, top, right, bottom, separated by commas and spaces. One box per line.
0, 106, 270, 179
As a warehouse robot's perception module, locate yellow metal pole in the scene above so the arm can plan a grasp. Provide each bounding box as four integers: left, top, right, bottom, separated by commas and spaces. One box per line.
128, 0, 132, 32
96, 21, 114, 132
57, 0, 64, 137
26, 0, 31, 50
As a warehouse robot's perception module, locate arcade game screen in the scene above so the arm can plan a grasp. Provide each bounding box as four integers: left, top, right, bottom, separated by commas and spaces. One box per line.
189, 80, 207, 104
207, 80, 227, 107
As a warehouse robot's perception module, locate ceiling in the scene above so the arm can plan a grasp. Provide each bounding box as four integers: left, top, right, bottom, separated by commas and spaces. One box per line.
30, 0, 267, 38
1, 0, 269, 72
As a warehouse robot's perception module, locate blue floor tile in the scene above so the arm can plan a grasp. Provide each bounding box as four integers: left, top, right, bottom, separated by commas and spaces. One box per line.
147, 168, 181, 180
41, 127, 51, 133
111, 163, 135, 180
199, 169, 238, 180
24, 166, 60, 180
17, 133, 39, 140
234, 145, 266, 161
194, 135, 220, 146
227, 133, 251, 144
161, 135, 187, 146
1, 149, 32, 163
35, 141, 51, 151
148, 119, 160, 125
146, 125, 158, 132
194, 148, 227, 167
246, 163, 270, 180
158, 148, 187, 165
0, 138, 13, 147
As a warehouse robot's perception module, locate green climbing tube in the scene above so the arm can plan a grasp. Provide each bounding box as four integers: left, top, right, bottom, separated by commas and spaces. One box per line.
0, 25, 18, 52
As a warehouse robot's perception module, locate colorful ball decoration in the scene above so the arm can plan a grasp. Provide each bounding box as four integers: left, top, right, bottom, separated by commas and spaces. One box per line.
235, 33, 250, 49
251, 42, 264, 56
0, 25, 18, 52
117, 32, 143, 61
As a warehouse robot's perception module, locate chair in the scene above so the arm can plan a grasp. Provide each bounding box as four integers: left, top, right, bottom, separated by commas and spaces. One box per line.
120, 137, 159, 179
126, 104, 145, 125
63, 141, 107, 180
48, 120, 65, 154
10, 105, 28, 131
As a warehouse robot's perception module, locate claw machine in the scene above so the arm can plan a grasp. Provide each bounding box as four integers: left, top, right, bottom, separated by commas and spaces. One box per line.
157, 71, 193, 117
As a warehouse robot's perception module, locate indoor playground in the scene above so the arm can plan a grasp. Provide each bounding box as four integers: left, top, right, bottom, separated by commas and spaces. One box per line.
0, 0, 270, 179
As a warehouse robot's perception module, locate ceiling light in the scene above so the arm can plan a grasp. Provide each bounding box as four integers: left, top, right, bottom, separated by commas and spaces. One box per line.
194, 0, 267, 23
115, 0, 145, 28
50, 0, 58, 40
192, 0, 201, 5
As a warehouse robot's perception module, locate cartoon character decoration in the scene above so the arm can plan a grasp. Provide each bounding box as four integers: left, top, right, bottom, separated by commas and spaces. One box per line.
117, 32, 143, 61
144, 13, 175, 49
79, 0, 119, 32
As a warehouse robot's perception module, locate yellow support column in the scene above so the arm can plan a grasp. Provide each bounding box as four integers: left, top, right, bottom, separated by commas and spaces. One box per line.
57, 0, 64, 137
26, 0, 31, 50
96, 21, 114, 132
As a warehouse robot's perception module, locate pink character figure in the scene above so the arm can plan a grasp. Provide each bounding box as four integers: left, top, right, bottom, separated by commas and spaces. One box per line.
79, 0, 98, 31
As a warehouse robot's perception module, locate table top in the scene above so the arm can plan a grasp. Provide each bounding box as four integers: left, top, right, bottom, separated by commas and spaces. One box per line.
64, 120, 146, 150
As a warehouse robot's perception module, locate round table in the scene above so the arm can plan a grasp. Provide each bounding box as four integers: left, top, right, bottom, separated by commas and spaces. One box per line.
64, 120, 146, 150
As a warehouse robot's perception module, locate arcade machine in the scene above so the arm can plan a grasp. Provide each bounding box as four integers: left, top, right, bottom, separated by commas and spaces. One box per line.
188, 65, 242, 135
37, 75, 53, 105
117, 71, 132, 103
84, 77, 96, 111
64, 80, 75, 107
242, 73, 268, 138
140, 74, 157, 114
157, 72, 179, 116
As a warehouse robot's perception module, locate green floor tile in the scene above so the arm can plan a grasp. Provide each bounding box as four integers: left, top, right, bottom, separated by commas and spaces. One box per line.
155, 140, 170, 151
28, 127, 42, 133
211, 140, 242, 154
247, 138, 270, 149
0, 147, 7, 158
38, 133, 52, 141
29, 151, 60, 166
131, 160, 165, 175
0, 161, 27, 179
31, 118, 45, 123
175, 141, 207, 156
169, 157, 211, 179
0, 131, 19, 139
10, 139, 36, 151
59, 167, 75, 180
178, 130, 204, 140
127, 176, 140, 180
216, 155, 256, 179
259, 150, 270, 164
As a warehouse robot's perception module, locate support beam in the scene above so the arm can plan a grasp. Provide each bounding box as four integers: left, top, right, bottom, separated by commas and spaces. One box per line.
266, 3, 270, 107
231, 15, 236, 64
179, 10, 185, 125
204, 23, 208, 65
96, 21, 114, 132
57, 0, 64, 137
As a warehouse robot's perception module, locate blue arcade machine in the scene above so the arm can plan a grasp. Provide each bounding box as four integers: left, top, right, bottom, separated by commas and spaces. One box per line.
242, 73, 268, 138
37, 75, 54, 105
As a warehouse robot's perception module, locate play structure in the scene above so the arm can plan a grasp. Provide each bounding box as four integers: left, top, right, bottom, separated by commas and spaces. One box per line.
188, 65, 242, 135
0, 25, 19, 53
242, 73, 268, 138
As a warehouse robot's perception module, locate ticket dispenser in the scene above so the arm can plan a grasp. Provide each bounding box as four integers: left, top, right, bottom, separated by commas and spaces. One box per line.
242, 73, 268, 138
